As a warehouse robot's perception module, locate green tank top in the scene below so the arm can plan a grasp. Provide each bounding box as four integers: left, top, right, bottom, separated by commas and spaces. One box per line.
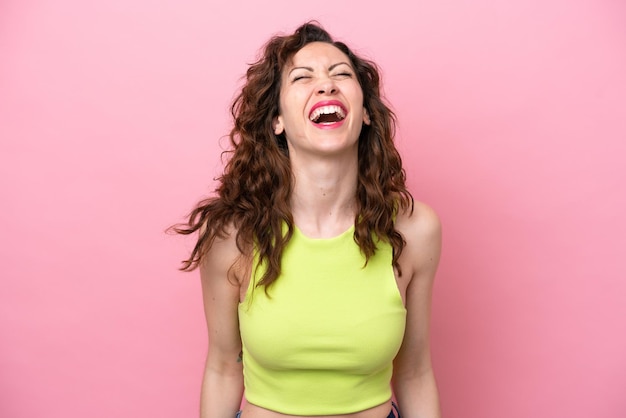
238, 225, 407, 415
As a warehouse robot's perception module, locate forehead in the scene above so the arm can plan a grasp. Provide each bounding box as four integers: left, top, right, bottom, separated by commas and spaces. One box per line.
286, 42, 352, 68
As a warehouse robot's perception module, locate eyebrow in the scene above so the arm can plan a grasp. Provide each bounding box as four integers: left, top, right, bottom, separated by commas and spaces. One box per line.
288, 61, 353, 76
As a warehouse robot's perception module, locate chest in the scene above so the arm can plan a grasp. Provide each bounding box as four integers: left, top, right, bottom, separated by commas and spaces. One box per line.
238, 233, 407, 373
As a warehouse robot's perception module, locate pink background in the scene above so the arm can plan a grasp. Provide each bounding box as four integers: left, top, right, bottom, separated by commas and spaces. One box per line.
1, 1, 625, 417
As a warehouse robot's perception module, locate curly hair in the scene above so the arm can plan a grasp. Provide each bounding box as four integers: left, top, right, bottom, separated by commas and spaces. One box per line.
173, 22, 413, 287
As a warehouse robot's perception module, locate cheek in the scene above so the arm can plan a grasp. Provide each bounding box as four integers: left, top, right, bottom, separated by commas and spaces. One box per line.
349, 83, 365, 105
280, 92, 307, 122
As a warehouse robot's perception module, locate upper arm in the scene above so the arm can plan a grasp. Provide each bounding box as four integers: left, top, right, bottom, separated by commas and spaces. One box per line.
393, 202, 442, 380
199, 229, 245, 374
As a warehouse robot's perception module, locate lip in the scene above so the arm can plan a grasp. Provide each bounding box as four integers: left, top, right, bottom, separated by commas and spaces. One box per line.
308, 100, 348, 119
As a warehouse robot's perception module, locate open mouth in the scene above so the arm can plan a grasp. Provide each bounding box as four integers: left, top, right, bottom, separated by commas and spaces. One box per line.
309, 105, 347, 124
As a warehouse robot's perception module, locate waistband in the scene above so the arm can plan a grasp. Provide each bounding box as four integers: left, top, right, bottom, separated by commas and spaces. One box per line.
387, 401, 401, 418
235, 402, 400, 418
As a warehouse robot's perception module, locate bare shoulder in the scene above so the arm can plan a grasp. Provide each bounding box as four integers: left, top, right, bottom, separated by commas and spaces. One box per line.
199, 224, 247, 287
395, 200, 442, 277
396, 200, 442, 247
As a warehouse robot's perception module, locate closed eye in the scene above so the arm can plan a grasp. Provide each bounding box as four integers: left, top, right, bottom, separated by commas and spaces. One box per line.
292, 75, 311, 83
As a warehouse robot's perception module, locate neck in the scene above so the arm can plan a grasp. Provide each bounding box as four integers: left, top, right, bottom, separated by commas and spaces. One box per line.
289, 152, 358, 239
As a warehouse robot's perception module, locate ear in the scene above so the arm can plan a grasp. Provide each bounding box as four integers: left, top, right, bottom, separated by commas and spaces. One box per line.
273, 116, 284, 135
363, 108, 371, 126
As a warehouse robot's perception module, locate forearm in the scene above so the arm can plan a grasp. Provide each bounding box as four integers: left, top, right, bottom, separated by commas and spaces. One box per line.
393, 369, 441, 418
200, 367, 244, 418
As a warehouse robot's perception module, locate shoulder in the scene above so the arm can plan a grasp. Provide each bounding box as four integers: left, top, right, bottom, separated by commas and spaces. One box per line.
396, 200, 441, 246
395, 200, 442, 277
199, 223, 248, 286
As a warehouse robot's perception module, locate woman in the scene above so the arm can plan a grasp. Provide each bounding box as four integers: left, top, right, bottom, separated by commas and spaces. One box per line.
174, 22, 442, 418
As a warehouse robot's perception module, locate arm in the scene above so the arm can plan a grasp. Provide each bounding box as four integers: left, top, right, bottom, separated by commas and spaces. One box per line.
198, 228, 245, 418
392, 202, 442, 418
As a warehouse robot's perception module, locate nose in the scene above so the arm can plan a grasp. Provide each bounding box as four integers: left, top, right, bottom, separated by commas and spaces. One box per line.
316, 77, 338, 95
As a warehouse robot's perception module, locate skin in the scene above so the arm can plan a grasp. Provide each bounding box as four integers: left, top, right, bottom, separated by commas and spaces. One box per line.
199, 42, 442, 418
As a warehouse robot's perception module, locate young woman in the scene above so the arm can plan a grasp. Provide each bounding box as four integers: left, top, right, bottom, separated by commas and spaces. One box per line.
174, 22, 442, 418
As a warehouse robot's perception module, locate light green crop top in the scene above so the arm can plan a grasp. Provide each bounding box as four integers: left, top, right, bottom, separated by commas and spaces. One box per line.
238, 225, 407, 415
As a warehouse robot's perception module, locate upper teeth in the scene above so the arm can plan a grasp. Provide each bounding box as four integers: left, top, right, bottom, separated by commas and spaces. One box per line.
309, 105, 346, 121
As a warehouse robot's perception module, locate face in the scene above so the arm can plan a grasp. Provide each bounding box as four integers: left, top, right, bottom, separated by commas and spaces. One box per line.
273, 42, 370, 157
